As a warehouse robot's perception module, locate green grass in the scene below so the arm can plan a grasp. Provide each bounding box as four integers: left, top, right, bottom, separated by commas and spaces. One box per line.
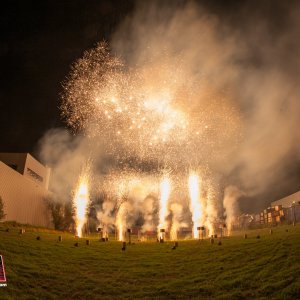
0, 224, 299, 299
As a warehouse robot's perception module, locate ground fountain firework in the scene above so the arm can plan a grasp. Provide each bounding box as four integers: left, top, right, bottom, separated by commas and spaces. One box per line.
188, 173, 203, 239
73, 173, 90, 238
157, 177, 171, 240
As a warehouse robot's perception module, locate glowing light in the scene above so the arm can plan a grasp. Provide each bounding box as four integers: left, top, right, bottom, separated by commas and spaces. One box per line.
170, 203, 182, 241
157, 177, 171, 239
116, 202, 126, 241
188, 173, 202, 238
73, 175, 89, 238
205, 186, 217, 236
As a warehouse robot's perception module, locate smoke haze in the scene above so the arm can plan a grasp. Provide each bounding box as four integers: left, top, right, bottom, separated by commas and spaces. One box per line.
39, 0, 300, 228
112, 0, 300, 199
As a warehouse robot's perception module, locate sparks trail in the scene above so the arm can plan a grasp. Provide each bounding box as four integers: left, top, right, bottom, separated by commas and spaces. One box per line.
188, 173, 203, 238
73, 171, 90, 238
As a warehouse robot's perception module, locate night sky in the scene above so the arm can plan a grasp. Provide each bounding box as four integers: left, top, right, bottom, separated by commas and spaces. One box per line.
1, 0, 299, 207
0, 0, 134, 154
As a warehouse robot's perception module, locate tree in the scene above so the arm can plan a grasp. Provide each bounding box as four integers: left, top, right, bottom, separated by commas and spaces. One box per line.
47, 201, 65, 230
45, 195, 74, 231
0, 196, 6, 221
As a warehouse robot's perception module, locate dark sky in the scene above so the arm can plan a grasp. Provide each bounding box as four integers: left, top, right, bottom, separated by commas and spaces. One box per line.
0, 0, 135, 154
1, 0, 299, 207
0, 0, 287, 154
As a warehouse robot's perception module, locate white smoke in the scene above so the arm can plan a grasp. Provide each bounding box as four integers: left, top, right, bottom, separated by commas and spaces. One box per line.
38, 1, 300, 233
112, 1, 300, 207
96, 200, 115, 233
141, 195, 156, 232
223, 186, 243, 235
170, 202, 185, 241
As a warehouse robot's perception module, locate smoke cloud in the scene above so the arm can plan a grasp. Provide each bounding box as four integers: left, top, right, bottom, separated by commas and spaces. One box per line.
223, 185, 243, 235
112, 0, 300, 202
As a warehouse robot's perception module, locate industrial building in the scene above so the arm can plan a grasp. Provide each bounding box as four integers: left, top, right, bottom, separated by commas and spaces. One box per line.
258, 191, 300, 225
0, 153, 52, 227
271, 191, 300, 207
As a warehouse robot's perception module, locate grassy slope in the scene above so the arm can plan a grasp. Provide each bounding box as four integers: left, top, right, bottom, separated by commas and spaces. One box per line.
0, 224, 299, 300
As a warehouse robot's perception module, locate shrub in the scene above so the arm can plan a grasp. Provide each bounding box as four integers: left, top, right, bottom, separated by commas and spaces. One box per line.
47, 201, 65, 230
45, 195, 74, 231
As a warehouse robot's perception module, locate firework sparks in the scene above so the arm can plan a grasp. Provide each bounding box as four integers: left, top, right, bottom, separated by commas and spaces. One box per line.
205, 185, 218, 236
116, 202, 127, 241
188, 173, 203, 239
61, 42, 242, 171
73, 173, 90, 238
157, 176, 171, 239
170, 203, 183, 241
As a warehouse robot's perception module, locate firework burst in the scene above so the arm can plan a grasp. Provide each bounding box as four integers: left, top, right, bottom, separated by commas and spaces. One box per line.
61, 42, 242, 171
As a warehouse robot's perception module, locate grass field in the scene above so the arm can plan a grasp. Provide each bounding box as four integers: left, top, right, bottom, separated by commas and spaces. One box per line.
0, 223, 299, 299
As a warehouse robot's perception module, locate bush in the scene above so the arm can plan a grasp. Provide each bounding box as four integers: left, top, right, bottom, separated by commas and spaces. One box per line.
47, 201, 65, 230
45, 195, 74, 231
0, 196, 6, 221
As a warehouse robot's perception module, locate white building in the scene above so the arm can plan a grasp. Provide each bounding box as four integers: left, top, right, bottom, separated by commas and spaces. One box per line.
0, 153, 52, 227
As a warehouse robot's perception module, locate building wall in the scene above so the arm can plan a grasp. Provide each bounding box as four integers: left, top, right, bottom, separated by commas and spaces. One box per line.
23, 153, 51, 189
0, 161, 52, 228
271, 191, 300, 208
